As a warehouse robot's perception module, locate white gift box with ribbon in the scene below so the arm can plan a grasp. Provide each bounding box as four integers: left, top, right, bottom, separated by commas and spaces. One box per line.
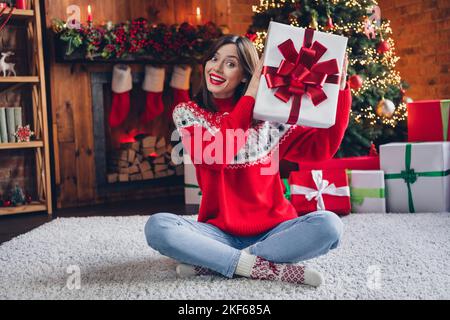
347, 170, 386, 213
254, 22, 348, 128
380, 142, 450, 213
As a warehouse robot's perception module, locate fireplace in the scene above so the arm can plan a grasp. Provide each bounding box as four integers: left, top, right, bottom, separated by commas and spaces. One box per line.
90, 71, 184, 202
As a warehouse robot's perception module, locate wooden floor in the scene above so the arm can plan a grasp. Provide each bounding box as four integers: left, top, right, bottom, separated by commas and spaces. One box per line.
0, 196, 198, 245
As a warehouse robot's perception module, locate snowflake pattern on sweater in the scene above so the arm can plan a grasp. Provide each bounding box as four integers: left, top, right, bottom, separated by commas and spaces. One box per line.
173, 101, 295, 169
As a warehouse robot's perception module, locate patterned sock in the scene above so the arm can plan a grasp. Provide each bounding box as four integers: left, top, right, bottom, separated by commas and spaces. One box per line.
235, 253, 323, 287
175, 264, 216, 278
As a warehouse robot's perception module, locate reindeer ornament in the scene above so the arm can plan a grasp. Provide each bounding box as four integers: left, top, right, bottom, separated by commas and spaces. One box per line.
0, 51, 17, 77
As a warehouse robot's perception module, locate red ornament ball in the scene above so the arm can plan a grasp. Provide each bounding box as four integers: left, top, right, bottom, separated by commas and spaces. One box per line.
377, 40, 390, 54
3, 200, 12, 207
349, 75, 363, 90
245, 32, 257, 42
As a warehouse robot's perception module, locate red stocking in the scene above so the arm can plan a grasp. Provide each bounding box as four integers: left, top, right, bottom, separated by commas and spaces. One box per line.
168, 65, 192, 120
109, 65, 132, 128
109, 92, 131, 128
141, 66, 165, 124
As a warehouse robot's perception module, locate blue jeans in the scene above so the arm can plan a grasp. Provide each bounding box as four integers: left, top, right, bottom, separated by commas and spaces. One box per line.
145, 211, 344, 278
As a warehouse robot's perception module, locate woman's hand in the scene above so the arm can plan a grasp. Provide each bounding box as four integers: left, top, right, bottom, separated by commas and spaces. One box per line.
244, 56, 265, 99
340, 53, 349, 90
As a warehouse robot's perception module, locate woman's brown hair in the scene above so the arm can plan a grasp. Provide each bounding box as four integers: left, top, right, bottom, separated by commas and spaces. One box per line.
194, 35, 260, 112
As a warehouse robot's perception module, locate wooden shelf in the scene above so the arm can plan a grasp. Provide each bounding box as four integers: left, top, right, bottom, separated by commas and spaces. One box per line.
0, 76, 39, 83
0, 202, 47, 216
0, 1, 52, 216
0, 141, 44, 150
10, 9, 35, 20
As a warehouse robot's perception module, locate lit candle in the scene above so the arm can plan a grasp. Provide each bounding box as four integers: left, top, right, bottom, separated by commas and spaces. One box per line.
196, 7, 201, 25
16, 0, 27, 10
87, 5, 93, 24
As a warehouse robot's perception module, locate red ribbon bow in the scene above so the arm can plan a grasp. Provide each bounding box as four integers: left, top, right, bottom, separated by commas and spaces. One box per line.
263, 29, 341, 125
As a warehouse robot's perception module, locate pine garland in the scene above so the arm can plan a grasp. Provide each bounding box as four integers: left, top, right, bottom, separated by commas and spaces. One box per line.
52, 18, 224, 63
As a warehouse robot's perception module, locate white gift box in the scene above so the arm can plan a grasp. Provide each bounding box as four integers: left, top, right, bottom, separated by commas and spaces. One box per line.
347, 170, 386, 213
380, 142, 450, 213
254, 21, 348, 128
183, 154, 202, 205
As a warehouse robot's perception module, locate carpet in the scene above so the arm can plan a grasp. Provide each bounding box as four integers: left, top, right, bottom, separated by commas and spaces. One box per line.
0, 213, 449, 300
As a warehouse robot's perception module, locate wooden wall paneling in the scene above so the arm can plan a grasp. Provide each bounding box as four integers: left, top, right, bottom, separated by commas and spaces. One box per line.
136, 0, 174, 24
213, 0, 230, 28
112, 0, 132, 22
50, 66, 74, 143
49, 64, 76, 208
128, 0, 149, 21
72, 71, 95, 203
52, 123, 61, 186
58, 142, 78, 207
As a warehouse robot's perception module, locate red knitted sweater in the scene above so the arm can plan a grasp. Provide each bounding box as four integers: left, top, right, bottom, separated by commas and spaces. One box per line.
173, 85, 352, 236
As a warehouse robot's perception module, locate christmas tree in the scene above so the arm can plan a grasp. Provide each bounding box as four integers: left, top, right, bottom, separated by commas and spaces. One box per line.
247, 0, 411, 157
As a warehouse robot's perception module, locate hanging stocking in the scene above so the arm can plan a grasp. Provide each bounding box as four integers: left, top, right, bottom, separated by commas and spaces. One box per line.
141, 66, 165, 124
169, 65, 192, 119
109, 64, 132, 128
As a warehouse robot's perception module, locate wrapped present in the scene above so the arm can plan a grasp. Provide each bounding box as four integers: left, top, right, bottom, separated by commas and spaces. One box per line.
407, 100, 450, 142
380, 142, 450, 213
288, 169, 351, 216
254, 21, 348, 128
347, 170, 386, 213
299, 155, 380, 170
183, 154, 202, 205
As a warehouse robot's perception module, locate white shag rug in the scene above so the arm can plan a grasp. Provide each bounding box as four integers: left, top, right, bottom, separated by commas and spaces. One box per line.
0, 213, 449, 300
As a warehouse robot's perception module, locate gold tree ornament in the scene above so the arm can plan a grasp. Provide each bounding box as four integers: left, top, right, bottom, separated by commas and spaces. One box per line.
309, 10, 319, 30
376, 99, 396, 118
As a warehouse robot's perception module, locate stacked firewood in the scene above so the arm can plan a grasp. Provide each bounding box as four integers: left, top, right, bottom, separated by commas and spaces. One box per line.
107, 136, 184, 183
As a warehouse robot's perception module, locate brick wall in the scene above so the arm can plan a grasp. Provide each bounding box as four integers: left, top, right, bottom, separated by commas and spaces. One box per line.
378, 0, 449, 99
